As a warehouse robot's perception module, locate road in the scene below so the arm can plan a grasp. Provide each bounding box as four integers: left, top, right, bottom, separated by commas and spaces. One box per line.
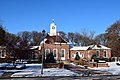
1, 76, 120, 80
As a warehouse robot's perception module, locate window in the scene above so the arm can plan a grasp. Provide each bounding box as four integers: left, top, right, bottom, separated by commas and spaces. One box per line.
61, 49, 65, 57
0, 50, 6, 58
45, 49, 50, 57
53, 49, 58, 58
82, 53, 84, 59
10, 50, 14, 58
71, 54, 74, 58
96, 50, 100, 57
104, 50, 107, 58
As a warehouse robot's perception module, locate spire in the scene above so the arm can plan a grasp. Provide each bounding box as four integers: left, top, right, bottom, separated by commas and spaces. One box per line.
50, 19, 57, 36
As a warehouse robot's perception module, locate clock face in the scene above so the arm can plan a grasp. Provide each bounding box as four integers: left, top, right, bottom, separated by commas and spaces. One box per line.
52, 26, 55, 29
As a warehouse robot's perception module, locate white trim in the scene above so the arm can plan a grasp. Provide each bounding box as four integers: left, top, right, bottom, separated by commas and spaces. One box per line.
81, 53, 84, 59
54, 42, 70, 45
53, 49, 58, 60
0, 50, 6, 58
70, 46, 89, 51
61, 49, 65, 60
88, 51, 90, 60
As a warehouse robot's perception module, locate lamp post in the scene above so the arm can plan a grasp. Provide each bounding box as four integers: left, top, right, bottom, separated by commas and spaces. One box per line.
41, 30, 45, 74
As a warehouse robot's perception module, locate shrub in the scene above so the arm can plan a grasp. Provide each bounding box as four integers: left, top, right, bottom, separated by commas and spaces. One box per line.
44, 52, 56, 63
75, 52, 80, 60
91, 54, 99, 62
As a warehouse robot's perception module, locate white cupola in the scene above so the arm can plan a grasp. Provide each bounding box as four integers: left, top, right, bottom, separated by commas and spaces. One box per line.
50, 19, 57, 36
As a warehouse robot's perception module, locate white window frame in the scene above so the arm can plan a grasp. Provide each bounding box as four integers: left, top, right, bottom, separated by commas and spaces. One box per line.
81, 53, 84, 59
0, 50, 6, 58
88, 53, 90, 58
88, 51, 90, 60
53, 49, 58, 59
104, 50, 107, 58
61, 49, 65, 60
45, 49, 50, 58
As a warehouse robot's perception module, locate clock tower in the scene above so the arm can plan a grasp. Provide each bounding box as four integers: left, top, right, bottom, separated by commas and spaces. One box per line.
50, 19, 57, 36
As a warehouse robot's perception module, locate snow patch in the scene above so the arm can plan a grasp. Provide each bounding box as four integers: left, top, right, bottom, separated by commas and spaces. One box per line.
11, 64, 79, 77
11, 68, 78, 77
90, 62, 120, 75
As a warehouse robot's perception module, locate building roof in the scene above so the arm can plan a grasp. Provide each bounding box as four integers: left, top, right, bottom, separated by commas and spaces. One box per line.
70, 44, 111, 51
41, 34, 69, 44
0, 46, 6, 48
30, 46, 41, 50
89, 45, 111, 50
70, 46, 89, 51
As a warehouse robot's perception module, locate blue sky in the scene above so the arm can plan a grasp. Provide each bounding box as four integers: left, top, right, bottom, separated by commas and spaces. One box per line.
0, 0, 120, 36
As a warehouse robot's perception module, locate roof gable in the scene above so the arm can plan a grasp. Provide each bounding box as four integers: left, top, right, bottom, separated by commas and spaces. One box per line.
89, 44, 111, 50
45, 34, 68, 44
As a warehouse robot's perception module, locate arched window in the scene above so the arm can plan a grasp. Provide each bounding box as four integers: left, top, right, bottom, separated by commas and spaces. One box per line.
0, 50, 6, 58
45, 49, 50, 57
71, 53, 74, 58
53, 49, 58, 59
96, 50, 100, 58
81, 53, 84, 59
104, 50, 107, 58
61, 49, 65, 60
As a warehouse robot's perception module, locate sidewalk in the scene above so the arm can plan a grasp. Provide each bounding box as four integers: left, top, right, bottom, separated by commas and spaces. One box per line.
64, 64, 112, 76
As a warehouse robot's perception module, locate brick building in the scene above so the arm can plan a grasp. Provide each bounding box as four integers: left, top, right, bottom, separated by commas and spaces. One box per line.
0, 46, 16, 63
40, 21, 70, 62
0, 46, 35, 63
0, 46, 7, 62
70, 44, 111, 62
0, 20, 111, 64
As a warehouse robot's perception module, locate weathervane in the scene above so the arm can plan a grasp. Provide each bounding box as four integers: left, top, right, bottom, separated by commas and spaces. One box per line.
52, 18, 54, 22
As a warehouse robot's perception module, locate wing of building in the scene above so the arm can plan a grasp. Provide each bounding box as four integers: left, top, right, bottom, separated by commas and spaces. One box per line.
70, 44, 111, 62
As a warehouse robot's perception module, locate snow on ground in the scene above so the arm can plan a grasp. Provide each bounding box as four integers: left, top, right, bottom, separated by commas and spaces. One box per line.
0, 71, 4, 77
90, 62, 120, 75
1, 62, 120, 77
11, 68, 79, 77
10, 64, 79, 77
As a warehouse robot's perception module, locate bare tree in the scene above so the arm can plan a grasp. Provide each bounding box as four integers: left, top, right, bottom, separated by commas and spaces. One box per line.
94, 33, 107, 45
105, 20, 120, 57
58, 31, 68, 41
0, 25, 6, 46
68, 32, 74, 45
31, 31, 43, 46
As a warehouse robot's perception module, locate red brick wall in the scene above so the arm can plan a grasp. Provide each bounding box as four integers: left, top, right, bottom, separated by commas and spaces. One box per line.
43, 44, 70, 61
70, 49, 111, 61
70, 50, 88, 61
